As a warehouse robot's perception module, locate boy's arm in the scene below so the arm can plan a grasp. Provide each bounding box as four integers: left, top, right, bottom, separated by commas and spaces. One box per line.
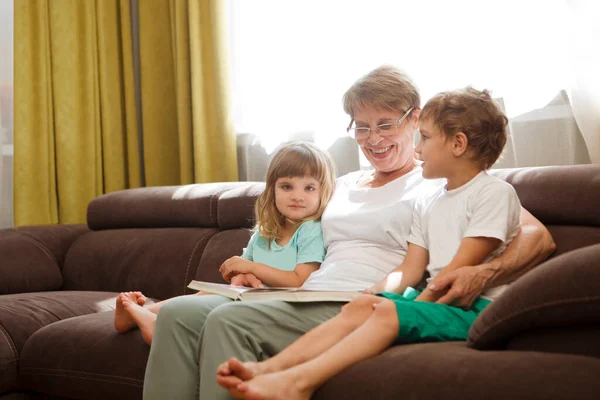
429, 207, 556, 307
415, 236, 501, 303
367, 243, 429, 294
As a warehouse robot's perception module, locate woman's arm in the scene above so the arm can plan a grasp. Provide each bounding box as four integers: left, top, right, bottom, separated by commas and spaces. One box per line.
415, 236, 500, 302
429, 207, 556, 307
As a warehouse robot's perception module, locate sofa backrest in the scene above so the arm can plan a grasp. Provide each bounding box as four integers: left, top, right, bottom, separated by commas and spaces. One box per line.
60, 164, 599, 300
61, 182, 265, 300
491, 164, 600, 257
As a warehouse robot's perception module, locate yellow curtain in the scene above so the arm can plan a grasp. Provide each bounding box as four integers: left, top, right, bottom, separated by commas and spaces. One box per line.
14, 0, 140, 225
138, 0, 238, 186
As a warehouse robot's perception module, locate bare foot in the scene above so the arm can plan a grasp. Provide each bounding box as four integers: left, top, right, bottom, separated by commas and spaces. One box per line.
217, 358, 271, 397
218, 357, 263, 379
233, 370, 313, 400
114, 291, 146, 334
122, 298, 156, 345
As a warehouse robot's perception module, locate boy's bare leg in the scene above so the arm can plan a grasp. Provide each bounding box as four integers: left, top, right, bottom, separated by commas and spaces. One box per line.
231, 300, 399, 400
217, 295, 385, 390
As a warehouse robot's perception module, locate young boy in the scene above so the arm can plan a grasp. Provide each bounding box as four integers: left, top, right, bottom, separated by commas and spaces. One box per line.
216, 87, 522, 400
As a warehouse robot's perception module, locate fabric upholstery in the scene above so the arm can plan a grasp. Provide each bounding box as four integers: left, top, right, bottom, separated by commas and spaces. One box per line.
62, 228, 219, 301
314, 341, 600, 400
0, 225, 88, 294
87, 182, 260, 230
491, 164, 600, 226
20, 311, 146, 400
468, 244, 600, 350
506, 324, 600, 358
0, 292, 117, 393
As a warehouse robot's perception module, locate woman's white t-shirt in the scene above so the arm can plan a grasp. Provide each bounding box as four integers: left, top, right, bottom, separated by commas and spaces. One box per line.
301, 167, 442, 291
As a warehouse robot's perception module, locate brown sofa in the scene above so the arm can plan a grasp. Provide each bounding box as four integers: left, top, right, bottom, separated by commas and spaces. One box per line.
1, 165, 599, 400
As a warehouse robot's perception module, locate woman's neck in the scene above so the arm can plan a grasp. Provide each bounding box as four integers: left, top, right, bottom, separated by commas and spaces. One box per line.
367, 159, 419, 188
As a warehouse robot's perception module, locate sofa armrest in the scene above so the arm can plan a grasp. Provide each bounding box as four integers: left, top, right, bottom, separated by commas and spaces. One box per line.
468, 243, 600, 352
0, 224, 89, 294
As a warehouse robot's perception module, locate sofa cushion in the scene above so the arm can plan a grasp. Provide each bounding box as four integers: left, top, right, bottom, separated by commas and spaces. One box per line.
62, 228, 219, 300
216, 183, 264, 229
193, 229, 253, 284
546, 225, 600, 257
468, 244, 600, 351
19, 311, 147, 400
0, 291, 117, 393
87, 182, 263, 230
491, 164, 600, 226
506, 324, 600, 358
314, 341, 600, 400
0, 225, 88, 295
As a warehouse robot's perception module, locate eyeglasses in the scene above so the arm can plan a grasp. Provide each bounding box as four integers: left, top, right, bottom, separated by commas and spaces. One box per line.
346, 107, 414, 140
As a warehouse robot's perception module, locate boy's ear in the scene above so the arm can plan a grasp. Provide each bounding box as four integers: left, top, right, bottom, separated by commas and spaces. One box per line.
452, 132, 469, 156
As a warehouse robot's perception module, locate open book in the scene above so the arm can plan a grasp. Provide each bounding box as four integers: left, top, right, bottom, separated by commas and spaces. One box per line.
187, 280, 361, 303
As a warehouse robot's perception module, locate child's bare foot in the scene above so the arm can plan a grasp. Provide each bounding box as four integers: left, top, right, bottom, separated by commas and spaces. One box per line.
122, 298, 156, 345
232, 370, 313, 400
217, 358, 272, 395
114, 291, 146, 334
218, 357, 264, 379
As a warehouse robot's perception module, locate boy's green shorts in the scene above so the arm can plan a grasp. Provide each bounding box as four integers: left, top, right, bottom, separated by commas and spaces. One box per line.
378, 287, 491, 343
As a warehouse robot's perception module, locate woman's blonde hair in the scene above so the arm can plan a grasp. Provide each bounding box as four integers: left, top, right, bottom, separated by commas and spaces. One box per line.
255, 141, 336, 242
343, 65, 421, 124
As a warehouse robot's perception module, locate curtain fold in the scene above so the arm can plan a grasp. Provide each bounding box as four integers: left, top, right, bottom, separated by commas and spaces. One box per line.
138, 0, 237, 186
15, 0, 141, 226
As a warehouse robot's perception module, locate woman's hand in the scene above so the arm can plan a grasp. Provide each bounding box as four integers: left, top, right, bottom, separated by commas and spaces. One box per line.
230, 273, 264, 288
428, 265, 488, 308
219, 256, 255, 282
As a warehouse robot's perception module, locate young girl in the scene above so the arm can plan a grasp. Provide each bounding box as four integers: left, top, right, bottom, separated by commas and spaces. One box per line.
113, 141, 337, 345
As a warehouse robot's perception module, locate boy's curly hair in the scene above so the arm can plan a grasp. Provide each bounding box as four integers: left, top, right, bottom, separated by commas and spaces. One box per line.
421, 87, 508, 169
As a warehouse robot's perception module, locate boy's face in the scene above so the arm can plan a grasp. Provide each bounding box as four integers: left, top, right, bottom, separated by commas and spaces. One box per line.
415, 119, 455, 179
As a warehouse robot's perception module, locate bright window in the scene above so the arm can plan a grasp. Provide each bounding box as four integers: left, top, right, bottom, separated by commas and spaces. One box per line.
229, 0, 571, 152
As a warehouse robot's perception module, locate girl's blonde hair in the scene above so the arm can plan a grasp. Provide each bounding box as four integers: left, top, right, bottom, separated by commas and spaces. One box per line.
255, 141, 336, 242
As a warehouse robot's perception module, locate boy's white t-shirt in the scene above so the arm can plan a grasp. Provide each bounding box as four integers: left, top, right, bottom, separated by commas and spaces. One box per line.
408, 171, 522, 300
301, 167, 442, 291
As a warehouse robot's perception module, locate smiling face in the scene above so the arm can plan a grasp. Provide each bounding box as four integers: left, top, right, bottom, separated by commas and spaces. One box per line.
354, 106, 418, 175
414, 118, 456, 179
274, 176, 322, 223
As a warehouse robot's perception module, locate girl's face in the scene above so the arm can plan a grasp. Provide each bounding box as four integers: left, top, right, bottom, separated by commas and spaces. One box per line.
274, 176, 322, 223
353, 106, 418, 174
